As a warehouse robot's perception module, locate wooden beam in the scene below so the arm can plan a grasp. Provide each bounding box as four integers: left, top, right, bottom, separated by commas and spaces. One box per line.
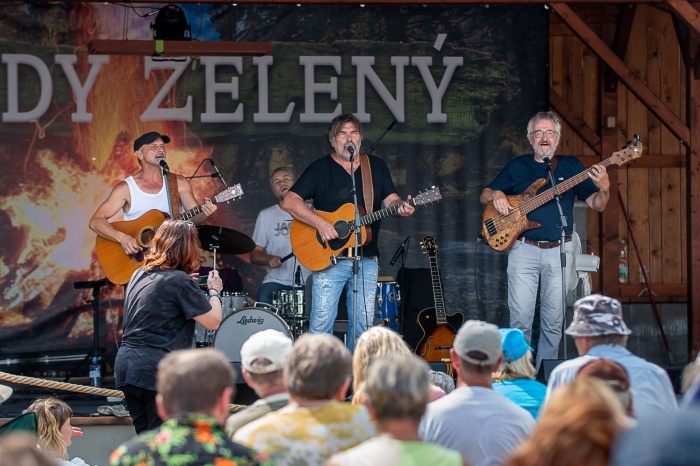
688, 63, 700, 359
600, 90, 621, 300
550, 3, 691, 146
666, 0, 700, 35
87, 40, 272, 57
604, 4, 636, 92
579, 154, 685, 167
550, 88, 602, 154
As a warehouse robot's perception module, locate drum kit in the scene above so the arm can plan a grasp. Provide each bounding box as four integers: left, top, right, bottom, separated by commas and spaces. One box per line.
193, 226, 404, 366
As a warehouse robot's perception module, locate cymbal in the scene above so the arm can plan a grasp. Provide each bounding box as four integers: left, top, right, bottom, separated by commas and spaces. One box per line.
197, 225, 255, 255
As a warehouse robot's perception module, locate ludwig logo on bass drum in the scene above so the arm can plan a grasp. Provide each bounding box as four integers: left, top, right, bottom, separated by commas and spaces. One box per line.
237, 316, 265, 325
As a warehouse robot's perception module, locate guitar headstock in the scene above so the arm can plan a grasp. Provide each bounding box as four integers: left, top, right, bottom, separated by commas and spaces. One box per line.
413, 186, 442, 206
611, 140, 643, 166
421, 236, 438, 257
214, 184, 244, 204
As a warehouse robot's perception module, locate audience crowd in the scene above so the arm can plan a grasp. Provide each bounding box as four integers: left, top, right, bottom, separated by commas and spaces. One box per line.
1, 293, 697, 466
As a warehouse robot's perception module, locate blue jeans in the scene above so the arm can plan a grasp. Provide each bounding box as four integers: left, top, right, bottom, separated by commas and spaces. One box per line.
507, 239, 573, 369
310, 257, 378, 352
257, 281, 295, 307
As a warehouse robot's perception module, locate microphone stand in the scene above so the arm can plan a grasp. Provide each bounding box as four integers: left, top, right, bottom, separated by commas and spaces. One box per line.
160, 161, 174, 218
544, 156, 569, 359
398, 239, 409, 336
338, 149, 363, 351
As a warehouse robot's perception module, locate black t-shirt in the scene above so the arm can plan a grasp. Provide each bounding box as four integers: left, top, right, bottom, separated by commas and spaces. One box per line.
290, 154, 397, 257
115, 268, 211, 390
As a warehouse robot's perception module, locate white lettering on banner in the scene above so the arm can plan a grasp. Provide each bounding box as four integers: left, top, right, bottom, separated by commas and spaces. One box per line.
254, 55, 294, 123
141, 57, 192, 122
55, 54, 110, 123
1, 38, 466, 124
412, 56, 464, 124
2, 54, 52, 122
299, 55, 342, 123
354, 56, 409, 123
201, 56, 244, 123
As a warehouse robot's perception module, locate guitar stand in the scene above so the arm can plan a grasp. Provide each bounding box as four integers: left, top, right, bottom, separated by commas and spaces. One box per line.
63, 278, 111, 383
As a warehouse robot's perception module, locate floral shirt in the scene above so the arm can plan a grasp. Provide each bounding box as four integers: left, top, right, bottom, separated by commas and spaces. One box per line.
109, 414, 273, 466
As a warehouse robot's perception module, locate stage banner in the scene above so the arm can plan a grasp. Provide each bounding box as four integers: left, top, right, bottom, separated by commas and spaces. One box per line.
0, 3, 547, 359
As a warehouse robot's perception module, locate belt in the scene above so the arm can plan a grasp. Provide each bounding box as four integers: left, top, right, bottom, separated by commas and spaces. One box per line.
520, 236, 572, 249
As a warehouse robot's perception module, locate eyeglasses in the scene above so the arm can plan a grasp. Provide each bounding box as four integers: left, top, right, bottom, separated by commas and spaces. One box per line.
177, 220, 195, 227
530, 130, 559, 139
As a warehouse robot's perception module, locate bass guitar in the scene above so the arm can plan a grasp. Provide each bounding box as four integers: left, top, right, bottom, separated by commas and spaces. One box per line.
95, 184, 244, 285
481, 140, 643, 252
415, 236, 464, 362
290, 187, 441, 271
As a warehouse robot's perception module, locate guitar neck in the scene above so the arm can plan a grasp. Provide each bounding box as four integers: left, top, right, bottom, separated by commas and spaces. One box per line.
520, 156, 616, 215
428, 256, 448, 324
358, 198, 416, 227
175, 202, 211, 222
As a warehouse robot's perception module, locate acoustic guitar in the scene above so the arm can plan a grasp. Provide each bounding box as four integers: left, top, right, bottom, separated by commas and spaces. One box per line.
95, 184, 244, 285
289, 187, 441, 271
481, 140, 643, 252
415, 236, 464, 362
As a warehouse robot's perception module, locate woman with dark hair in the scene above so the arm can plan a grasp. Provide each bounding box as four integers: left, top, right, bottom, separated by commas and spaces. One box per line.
114, 219, 223, 434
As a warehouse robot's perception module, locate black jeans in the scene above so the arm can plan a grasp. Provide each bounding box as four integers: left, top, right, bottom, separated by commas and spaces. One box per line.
120, 384, 162, 434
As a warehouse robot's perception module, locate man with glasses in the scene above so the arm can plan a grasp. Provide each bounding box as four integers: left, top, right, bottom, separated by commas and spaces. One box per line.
479, 111, 610, 369
282, 113, 414, 351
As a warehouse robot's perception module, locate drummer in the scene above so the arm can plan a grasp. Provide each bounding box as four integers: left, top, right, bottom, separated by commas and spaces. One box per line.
251, 167, 310, 306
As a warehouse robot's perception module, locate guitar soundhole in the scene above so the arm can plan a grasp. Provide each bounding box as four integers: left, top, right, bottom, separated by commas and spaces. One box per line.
334, 221, 351, 239
139, 229, 155, 248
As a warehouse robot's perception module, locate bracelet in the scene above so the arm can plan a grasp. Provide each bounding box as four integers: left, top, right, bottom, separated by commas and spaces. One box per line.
208, 292, 222, 303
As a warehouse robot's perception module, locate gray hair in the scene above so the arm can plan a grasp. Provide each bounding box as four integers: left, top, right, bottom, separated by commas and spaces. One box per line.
327, 113, 363, 145
365, 354, 431, 423
526, 111, 562, 136
285, 334, 352, 400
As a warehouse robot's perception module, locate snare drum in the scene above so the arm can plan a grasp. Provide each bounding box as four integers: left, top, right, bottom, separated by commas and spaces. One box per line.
213, 307, 292, 364
221, 292, 248, 320
272, 289, 307, 319
376, 281, 400, 331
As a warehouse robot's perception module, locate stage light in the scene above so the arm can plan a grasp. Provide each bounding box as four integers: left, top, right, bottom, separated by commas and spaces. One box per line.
151, 4, 191, 41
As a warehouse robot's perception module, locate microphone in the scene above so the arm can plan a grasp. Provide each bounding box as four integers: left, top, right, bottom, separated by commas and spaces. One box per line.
158, 158, 169, 172
295, 265, 303, 287
344, 141, 355, 158
209, 159, 228, 187
390, 236, 410, 266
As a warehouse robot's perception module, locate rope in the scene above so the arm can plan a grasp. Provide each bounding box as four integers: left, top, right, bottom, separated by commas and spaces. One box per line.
0, 371, 124, 398
0, 371, 249, 413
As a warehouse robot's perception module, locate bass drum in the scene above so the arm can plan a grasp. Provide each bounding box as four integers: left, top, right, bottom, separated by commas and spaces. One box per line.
213, 307, 292, 364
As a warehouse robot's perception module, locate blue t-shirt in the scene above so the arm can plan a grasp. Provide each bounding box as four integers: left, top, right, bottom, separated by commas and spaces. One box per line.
492, 378, 547, 419
486, 154, 598, 241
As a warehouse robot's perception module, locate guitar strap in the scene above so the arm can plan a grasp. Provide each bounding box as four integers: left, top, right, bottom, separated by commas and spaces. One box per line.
166, 171, 180, 217
360, 153, 374, 215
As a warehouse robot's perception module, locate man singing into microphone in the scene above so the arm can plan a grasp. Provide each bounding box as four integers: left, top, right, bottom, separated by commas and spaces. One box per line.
90, 131, 217, 257
479, 111, 610, 370
282, 113, 414, 351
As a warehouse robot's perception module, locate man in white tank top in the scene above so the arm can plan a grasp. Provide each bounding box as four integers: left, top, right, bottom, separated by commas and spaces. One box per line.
90, 131, 217, 257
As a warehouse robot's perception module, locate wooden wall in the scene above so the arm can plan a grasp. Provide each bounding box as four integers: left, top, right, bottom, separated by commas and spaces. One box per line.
550, 3, 687, 302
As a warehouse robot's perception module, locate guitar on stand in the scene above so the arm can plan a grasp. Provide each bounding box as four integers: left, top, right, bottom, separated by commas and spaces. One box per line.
95, 184, 244, 285
415, 236, 464, 373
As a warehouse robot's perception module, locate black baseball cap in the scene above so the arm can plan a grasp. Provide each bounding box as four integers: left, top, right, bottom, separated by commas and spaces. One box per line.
134, 131, 170, 151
